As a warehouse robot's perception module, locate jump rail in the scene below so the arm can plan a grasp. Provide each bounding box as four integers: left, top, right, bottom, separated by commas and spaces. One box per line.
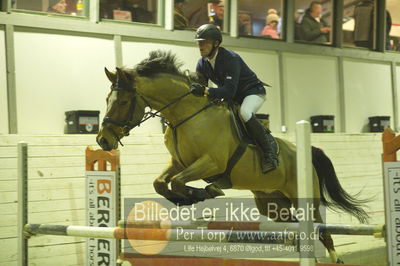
24, 224, 295, 245
117, 220, 384, 237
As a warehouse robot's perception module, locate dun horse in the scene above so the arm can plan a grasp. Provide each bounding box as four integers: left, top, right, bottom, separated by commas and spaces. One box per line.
96, 50, 369, 264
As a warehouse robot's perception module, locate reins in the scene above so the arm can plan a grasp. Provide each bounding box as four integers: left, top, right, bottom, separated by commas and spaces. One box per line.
103, 70, 216, 146
131, 70, 216, 130
129, 90, 193, 130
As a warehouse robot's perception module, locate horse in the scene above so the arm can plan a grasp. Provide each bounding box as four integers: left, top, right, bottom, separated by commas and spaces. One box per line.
96, 50, 369, 264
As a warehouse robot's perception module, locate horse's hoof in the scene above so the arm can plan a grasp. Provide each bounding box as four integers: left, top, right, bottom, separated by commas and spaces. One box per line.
170, 179, 186, 196
168, 197, 196, 206
336, 258, 344, 264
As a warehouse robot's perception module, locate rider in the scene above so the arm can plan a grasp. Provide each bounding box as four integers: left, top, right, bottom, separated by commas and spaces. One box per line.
190, 24, 278, 173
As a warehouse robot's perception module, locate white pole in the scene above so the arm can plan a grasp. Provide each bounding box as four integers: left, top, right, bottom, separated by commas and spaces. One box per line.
296, 121, 315, 266
157, 0, 164, 27
164, 0, 174, 31
17, 142, 28, 266
89, 0, 99, 23
229, 0, 238, 37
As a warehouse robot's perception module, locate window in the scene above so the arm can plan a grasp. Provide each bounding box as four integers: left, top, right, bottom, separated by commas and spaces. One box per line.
387, 0, 400, 51
100, 0, 158, 24
13, 0, 86, 16
342, 0, 376, 49
238, 0, 283, 39
294, 0, 333, 45
177, 0, 225, 31
1, 0, 7, 11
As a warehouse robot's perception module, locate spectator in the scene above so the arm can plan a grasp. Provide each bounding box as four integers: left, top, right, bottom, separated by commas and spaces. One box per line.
48, 0, 67, 14
189, 0, 209, 28
299, 1, 330, 43
294, 9, 305, 40
174, 0, 189, 29
353, 1, 392, 50
353, 0, 374, 49
238, 13, 252, 35
211, 1, 224, 29
261, 9, 280, 39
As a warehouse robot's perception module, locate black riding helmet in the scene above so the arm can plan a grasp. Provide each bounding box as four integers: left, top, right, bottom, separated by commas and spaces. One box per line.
194, 24, 222, 44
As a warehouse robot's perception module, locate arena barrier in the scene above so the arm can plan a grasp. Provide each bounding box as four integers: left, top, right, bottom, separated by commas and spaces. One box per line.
382, 128, 400, 265
18, 122, 385, 266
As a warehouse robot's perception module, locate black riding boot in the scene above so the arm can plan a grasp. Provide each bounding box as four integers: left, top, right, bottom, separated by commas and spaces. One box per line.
245, 114, 278, 173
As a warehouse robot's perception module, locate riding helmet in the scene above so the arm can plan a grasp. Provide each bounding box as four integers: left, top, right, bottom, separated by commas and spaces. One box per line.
194, 24, 222, 43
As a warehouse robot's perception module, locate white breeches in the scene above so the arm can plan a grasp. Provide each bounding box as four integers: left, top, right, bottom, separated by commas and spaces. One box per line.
240, 94, 266, 122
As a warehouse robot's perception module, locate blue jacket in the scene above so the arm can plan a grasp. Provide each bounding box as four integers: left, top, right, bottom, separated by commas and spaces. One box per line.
196, 47, 266, 104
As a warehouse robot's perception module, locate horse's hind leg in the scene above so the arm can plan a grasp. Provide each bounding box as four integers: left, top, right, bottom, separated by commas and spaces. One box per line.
253, 191, 344, 264
252, 190, 297, 222
314, 210, 344, 264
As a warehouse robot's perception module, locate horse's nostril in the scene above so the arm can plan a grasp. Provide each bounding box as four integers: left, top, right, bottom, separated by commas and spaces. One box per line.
100, 138, 108, 146
97, 137, 108, 148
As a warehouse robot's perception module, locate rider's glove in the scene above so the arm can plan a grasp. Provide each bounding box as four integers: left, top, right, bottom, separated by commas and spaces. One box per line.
190, 83, 206, 96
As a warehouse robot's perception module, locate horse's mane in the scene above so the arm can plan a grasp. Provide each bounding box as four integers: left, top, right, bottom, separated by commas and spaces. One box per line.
131, 50, 207, 86
135, 50, 184, 78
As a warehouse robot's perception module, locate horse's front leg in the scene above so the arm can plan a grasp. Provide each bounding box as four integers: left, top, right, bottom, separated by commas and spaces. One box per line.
170, 154, 222, 198
153, 159, 188, 204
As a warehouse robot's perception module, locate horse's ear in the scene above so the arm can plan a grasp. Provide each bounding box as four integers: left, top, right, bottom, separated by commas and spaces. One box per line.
104, 67, 116, 83
116, 67, 129, 85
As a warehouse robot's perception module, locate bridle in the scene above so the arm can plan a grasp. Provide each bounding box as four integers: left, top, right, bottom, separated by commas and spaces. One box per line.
102, 71, 216, 146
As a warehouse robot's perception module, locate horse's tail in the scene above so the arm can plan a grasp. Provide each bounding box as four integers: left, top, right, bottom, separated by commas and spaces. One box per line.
311, 146, 370, 223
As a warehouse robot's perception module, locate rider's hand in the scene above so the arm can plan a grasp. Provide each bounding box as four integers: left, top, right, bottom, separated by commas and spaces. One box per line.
190, 83, 206, 96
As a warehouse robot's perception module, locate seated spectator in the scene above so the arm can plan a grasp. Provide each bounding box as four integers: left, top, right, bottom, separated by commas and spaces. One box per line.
294, 9, 305, 40
188, 0, 209, 28
48, 0, 67, 14
261, 9, 280, 39
299, 1, 330, 43
174, 0, 189, 29
239, 12, 252, 35
211, 1, 224, 29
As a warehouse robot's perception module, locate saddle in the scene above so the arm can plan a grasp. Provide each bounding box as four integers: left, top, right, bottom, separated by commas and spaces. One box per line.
229, 102, 279, 159
204, 101, 279, 189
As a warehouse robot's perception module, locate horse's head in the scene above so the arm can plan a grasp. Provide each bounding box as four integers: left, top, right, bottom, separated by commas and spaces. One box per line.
96, 67, 147, 151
